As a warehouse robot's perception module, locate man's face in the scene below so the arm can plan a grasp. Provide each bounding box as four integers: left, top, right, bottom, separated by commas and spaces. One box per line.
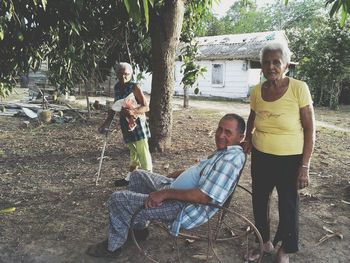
117, 68, 132, 84
215, 119, 243, 150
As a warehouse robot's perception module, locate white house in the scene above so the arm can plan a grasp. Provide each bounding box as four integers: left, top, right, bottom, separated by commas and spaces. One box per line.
141, 30, 290, 99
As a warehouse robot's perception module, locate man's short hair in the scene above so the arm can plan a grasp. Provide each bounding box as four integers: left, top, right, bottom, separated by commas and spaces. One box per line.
221, 114, 246, 134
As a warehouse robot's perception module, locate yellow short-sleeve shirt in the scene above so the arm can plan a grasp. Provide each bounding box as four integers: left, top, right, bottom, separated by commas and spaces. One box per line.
250, 78, 313, 156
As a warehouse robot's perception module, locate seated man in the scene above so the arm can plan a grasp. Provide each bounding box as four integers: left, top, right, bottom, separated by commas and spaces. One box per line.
86, 113, 246, 258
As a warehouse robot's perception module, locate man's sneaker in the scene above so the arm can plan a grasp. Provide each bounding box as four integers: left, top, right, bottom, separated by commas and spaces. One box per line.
114, 178, 129, 187
86, 240, 122, 258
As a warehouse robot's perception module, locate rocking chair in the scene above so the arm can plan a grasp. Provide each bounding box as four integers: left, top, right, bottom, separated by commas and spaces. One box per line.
130, 159, 263, 263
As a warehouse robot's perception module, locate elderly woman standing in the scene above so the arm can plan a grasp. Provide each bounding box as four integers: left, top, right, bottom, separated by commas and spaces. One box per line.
244, 43, 315, 263
99, 62, 152, 186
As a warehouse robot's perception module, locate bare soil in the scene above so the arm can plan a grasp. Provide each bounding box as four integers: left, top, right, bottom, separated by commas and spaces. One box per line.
0, 94, 349, 263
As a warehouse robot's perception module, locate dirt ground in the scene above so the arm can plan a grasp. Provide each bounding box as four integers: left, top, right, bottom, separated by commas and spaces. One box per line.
0, 92, 349, 263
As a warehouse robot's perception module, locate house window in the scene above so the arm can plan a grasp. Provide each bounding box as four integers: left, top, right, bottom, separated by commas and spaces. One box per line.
212, 63, 224, 85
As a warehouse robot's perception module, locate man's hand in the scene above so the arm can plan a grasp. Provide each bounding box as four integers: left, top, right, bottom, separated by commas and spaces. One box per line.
144, 191, 166, 209
144, 189, 211, 208
167, 170, 184, 178
297, 166, 310, 190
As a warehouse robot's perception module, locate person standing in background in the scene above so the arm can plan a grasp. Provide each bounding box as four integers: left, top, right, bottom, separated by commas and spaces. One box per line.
99, 62, 152, 187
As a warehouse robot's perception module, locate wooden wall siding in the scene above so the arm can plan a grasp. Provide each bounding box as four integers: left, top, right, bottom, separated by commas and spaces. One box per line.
172, 60, 250, 99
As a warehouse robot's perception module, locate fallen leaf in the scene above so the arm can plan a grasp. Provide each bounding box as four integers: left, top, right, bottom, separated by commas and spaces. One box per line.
185, 239, 195, 244
0, 207, 16, 214
318, 175, 333, 178
317, 227, 344, 245
322, 226, 334, 234
300, 192, 312, 197
323, 219, 337, 225
192, 254, 212, 260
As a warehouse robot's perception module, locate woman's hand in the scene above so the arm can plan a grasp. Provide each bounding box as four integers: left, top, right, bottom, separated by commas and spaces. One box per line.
244, 110, 255, 155
299, 104, 315, 189
297, 166, 310, 189
243, 139, 253, 154
121, 107, 137, 118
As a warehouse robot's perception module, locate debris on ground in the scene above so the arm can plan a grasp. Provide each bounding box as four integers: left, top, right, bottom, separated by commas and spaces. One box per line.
317, 226, 344, 245
0, 101, 88, 125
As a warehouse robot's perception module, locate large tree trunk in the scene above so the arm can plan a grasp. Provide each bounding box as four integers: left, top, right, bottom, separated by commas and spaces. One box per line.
148, 0, 185, 152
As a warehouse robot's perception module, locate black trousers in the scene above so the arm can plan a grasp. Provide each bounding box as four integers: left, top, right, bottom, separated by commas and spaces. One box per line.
251, 147, 302, 253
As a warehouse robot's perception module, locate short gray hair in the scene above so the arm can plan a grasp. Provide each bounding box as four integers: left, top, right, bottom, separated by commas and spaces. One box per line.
259, 42, 291, 65
115, 62, 133, 75
221, 113, 246, 134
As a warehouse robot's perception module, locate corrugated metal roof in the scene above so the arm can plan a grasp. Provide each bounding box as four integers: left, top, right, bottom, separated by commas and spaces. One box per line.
178, 31, 289, 61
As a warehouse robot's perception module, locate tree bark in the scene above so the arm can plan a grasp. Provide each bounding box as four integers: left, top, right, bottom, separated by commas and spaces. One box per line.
148, 0, 185, 152
183, 86, 189, 108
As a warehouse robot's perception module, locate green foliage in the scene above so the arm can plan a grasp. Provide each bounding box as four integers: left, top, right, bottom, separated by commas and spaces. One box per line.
179, 1, 212, 92
123, 0, 155, 29
45, 1, 153, 91
179, 41, 207, 91
269, 0, 350, 108
0, 0, 49, 93
200, 0, 350, 109
0, 0, 212, 100
0, 0, 152, 96
326, 0, 350, 27
0, 81, 13, 98
289, 18, 350, 109
202, 0, 326, 35
201, 15, 234, 36
225, 0, 257, 25
202, 0, 269, 35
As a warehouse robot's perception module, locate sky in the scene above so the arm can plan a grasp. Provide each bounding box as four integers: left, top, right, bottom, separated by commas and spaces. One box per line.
212, 0, 272, 17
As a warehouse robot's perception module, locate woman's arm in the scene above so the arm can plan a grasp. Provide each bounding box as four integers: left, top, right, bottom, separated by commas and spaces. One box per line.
243, 109, 256, 154
132, 84, 149, 114
297, 104, 316, 189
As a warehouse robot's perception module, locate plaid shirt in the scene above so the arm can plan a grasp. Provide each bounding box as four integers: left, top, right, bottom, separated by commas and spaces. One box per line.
114, 82, 151, 143
170, 145, 245, 236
